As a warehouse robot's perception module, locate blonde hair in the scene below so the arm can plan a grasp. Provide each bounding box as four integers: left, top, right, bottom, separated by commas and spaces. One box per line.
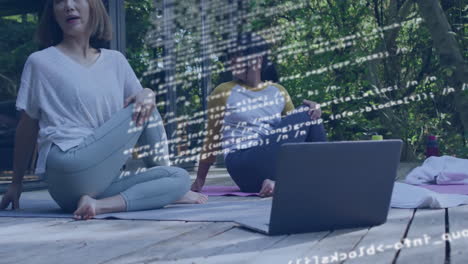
35, 0, 112, 48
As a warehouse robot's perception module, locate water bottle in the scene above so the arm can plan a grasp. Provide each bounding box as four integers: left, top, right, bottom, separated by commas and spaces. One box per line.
426, 135, 440, 157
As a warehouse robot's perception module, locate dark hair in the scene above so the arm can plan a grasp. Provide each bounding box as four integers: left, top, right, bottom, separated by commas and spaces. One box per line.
227, 32, 279, 82
35, 0, 112, 48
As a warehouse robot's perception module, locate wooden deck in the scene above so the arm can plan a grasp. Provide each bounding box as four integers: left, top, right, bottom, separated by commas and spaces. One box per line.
1, 163, 468, 264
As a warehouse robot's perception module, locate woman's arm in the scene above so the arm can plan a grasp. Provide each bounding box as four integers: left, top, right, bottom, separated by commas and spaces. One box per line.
191, 83, 233, 192
191, 106, 221, 191
0, 111, 38, 210
192, 160, 212, 192
12, 111, 39, 184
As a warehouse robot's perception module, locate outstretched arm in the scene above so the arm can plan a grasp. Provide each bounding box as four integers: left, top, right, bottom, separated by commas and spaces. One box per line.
0, 111, 38, 210
191, 83, 232, 192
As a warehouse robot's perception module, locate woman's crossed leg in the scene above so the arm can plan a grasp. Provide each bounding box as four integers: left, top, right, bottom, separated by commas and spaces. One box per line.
45, 103, 207, 220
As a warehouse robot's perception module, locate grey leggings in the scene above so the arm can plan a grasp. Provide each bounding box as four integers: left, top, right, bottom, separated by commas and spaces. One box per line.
45, 103, 190, 213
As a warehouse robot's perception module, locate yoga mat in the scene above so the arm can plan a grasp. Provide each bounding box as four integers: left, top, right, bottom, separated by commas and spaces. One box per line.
418, 184, 468, 195
0, 197, 272, 233
200, 185, 259, 196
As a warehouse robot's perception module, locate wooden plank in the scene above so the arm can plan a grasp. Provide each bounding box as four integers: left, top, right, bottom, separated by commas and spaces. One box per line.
205, 196, 228, 202
154, 227, 287, 263
447, 205, 468, 263
0, 217, 19, 225
239, 231, 330, 264
0, 218, 73, 261
396, 209, 446, 264
294, 227, 370, 264
196, 228, 361, 264
0, 219, 205, 264
0, 215, 22, 222
99, 222, 236, 264
344, 209, 414, 263
0, 216, 69, 228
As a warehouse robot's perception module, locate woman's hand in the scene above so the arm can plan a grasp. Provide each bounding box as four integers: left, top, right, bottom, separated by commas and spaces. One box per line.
302, 99, 322, 120
124, 88, 156, 127
191, 177, 206, 192
191, 161, 211, 192
259, 179, 275, 197
0, 182, 23, 210
190, 161, 213, 192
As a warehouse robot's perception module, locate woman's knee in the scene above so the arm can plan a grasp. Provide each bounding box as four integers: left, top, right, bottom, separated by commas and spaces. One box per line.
47, 187, 80, 213
161, 166, 191, 189
307, 122, 327, 142
232, 174, 264, 193
283, 106, 313, 127
226, 160, 264, 192
289, 106, 326, 141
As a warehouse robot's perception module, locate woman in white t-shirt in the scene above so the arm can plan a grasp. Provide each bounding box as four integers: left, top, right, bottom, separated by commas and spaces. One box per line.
0, 0, 207, 220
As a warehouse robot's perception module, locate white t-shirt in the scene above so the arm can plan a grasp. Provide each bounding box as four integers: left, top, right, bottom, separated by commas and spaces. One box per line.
15, 46, 143, 175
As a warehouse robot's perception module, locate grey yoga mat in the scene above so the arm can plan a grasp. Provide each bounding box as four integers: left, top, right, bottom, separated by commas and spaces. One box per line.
0, 197, 272, 233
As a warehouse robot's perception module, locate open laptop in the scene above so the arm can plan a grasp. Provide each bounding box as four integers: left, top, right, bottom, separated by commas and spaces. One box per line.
239, 140, 403, 235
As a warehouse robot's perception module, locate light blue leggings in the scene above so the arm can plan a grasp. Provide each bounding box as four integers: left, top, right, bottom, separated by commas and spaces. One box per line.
45, 103, 190, 213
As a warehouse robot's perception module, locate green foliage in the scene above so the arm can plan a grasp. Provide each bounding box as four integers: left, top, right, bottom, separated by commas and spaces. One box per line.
125, 0, 154, 88
0, 16, 39, 101
1, 0, 466, 160
0, 2, 154, 99
141, 0, 467, 159
244, 0, 467, 160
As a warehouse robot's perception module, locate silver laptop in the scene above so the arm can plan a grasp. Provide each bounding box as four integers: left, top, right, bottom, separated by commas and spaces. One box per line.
240, 140, 403, 235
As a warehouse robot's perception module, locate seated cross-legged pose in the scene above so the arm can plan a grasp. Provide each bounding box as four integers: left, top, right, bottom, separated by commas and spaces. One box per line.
0, 0, 207, 220
191, 32, 327, 197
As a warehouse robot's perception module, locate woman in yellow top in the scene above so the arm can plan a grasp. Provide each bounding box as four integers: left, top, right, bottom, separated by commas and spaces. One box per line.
191, 33, 327, 197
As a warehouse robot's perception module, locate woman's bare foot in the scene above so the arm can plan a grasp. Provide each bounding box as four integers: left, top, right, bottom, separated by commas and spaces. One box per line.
73, 194, 127, 220
73, 195, 97, 220
173, 191, 208, 204
259, 179, 275, 197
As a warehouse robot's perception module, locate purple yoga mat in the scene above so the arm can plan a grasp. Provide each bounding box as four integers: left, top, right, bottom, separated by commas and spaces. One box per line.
418, 184, 468, 195
200, 186, 259, 196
